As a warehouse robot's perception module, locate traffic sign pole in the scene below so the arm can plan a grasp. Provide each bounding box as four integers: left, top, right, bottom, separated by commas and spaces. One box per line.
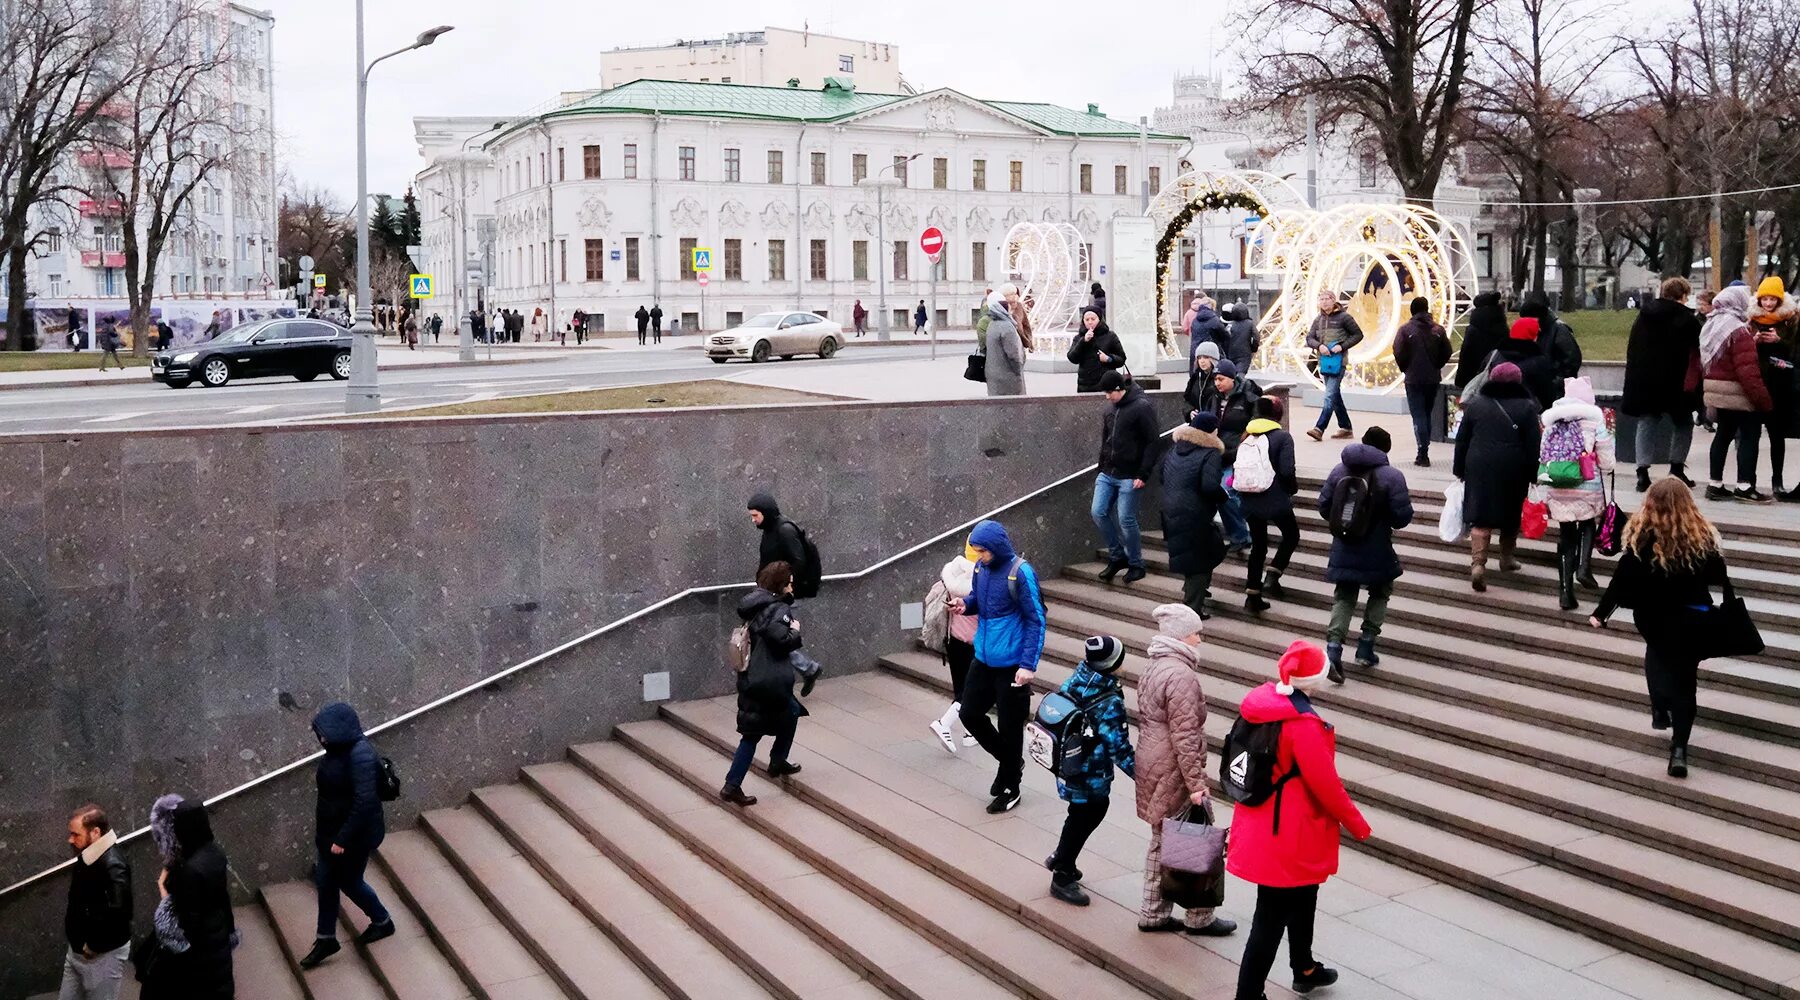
919, 227, 945, 361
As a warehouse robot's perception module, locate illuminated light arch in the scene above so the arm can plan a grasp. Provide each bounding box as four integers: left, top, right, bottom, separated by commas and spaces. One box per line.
1002, 221, 1089, 357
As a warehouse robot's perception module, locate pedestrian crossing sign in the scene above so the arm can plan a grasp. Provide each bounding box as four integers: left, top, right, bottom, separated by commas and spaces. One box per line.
691, 248, 712, 272
409, 274, 433, 298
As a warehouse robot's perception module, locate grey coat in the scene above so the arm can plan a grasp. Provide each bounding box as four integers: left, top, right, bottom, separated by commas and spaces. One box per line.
985, 304, 1026, 396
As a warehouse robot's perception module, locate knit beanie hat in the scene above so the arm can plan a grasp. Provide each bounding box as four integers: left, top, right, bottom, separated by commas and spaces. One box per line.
1509, 317, 1540, 341
1099, 370, 1129, 392
1152, 602, 1205, 639
1361, 426, 1392, 453
1189, 411, 1220, 432
1214, 359, 1240, 380
1276, 640, 1330, 695
1489, 361, 1523, 384
1758, 276, 1786, 299
1084, 635, 1126, 673
1196, 340, 1222, 361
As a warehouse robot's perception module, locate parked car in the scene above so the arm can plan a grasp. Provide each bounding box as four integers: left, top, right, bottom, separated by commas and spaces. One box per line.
706, 311, 842, 363
152, 318, 353, 388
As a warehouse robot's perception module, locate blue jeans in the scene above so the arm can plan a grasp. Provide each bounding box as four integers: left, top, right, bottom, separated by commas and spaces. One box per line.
1091, 473, 1143, 568
1315, 373, 1351, 431
725, 712, 797, 789
1404, 381, 1437, 458
315, 847, 389, 939
1220, 466, 1251, 546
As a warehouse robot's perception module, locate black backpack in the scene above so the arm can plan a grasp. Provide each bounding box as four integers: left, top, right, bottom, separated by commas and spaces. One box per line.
1219, 693, 1314, 811
1327, 472, 1377, 541
786, 520, 823, 599
376, 755, 402, 802
1026, 688, 1112, 781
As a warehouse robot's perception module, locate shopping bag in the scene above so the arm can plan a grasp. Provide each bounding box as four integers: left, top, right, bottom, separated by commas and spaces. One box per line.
1439, 481, 1467, 543
1158, 804, 1227, 909
1520, 491, 1549, 540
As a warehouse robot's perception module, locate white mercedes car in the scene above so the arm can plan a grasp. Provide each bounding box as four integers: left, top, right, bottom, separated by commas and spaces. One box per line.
706, 311, 842, 363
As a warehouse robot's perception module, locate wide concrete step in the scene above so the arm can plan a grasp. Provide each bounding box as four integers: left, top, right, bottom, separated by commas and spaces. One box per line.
662, 676, 1800, 1000
338, 862, 476, 1000
261, 879, 391, 1000
469, 780, 783, 1000
601, 721, 1164, 1000
235, 903, 307, 1000
521, 758, 884, 1000
419, 805, 670, 1000
373, 829, 572, 999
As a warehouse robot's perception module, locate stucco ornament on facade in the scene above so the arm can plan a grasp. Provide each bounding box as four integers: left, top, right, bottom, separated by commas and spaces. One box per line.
670, 197, 707, 230
803, 201, 834, 232
759, 201, 793, 229
844, 202, 878, 236
924, 96, 958, 132
719, 199, 750, 228
576, 196, 613, 230
927, 205, 957, 234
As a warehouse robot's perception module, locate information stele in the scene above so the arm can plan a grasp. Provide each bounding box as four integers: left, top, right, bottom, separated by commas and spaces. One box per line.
919, 226, 945, 262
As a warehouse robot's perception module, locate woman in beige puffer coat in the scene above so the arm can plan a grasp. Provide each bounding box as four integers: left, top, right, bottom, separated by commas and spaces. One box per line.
1132, 603, 1236, 936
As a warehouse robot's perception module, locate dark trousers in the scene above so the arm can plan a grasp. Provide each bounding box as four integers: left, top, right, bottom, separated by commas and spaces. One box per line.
945, 637, 975, 701
1644, 644, 1698, 749
1183, 571, 1213, 613
652, 324, 662, 344
1404, 381, 1437, 457
724, 713, 798, 789
1710, 410, 1762, 486
1246, 511, 1299, 592
99, 348, 123, 369
1049, 796, 1110, 882
638, 325, 648, 345
959, 663, 1031, 794
1234, 884, 1320, 1000
315, 847, 389, 939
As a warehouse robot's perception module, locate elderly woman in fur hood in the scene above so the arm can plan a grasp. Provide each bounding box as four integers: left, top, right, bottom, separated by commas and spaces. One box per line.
1748, 276, 1800, 500
1159, 411, 1229, 618
136, 795, 235, 1000
1540, 377, 1616, 610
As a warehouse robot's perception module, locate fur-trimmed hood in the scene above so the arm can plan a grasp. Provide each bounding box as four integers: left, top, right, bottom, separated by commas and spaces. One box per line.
1748, 292, 1800, 327
1540, 399, 1604, 428
939, 555, 976, 599
1171, 424, 1223, 452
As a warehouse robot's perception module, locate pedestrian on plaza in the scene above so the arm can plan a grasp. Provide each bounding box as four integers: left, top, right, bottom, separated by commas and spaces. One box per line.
721, 561, 811, 806
1134, 603, 1238, 936
1045, 635, 1135, 906
528, 307, 541, 342
1493, 317, 1560, 410
59, 804, 132, 1000
1213, 360, 1259, 554
433, 314, 444, 343
96, 319, 124, 371
925, 553, 981, 753
1542, 377, 1614, 609
1066, 307, 1127, 393
138, 796, 234, 1000
1089, 281, 1107, 320
650, 304, 664, 344
1701, 285, 1774, 503
1454, 361, 1542, 592
1180, 297, 1201, 343
746, 492, 812, 583
1160, 411, 1228, 616
635, 305, 650, 345
949, 519, 1046, 814
1304, 291, 1364, 442
915, 300, 928, 336
1188, 297, 1227, 370
1004, 284, 1035, 352
1185, 341, 1222, 418
1623, 277, 1703, 492
1240, 396, 1300, 613
68, 307, 85, 350
1453, 291, 1509, 389
1747, 276, 1799, 500
1094, 369, 1160, 584
853, 299, 868, 337
402, 309, 419, 350
298, 702, 395, 969
1521, 290, 1583, 388
1228, 641, 1371, 1000
155, 320, 175, 352
1318, 427, 1414, 682
1392, 296, 1452, 467
985, 286, 1027, 396
1224, 302, 1261, 373
974, 288, 994, 352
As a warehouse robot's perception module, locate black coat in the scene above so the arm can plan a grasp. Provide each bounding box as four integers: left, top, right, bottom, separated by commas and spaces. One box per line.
143, 802, 234, 1000
1317, 444, 1414, 584
649, 307, 663, 328
749, 493, 807, 576
1183, 363, 1220, 417
66, 838, 132, 954
1215, 379, 1261, 465
1158, 426, 1227, 576
1066, 326, 1127, 392
1224, 311, 1259, 371
1392, 315, 1451, 389
1452, 380, 1542, 530
1622, 298, 1701, 418
736, 588, 807, 737
1492, 338, 1559, 411
635, 307, 650, 332
311, 702, 385, 853
1454, 295, 1508, 389
1235, 424, 1298, 521
1099, 384, 1160, 479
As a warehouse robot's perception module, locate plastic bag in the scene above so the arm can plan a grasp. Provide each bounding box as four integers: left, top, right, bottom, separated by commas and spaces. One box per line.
1520, 490, 1550, 540
1439, 481, 1467, 543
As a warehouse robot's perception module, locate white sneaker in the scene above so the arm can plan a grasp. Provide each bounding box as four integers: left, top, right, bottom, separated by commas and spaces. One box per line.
929, 719, 958, 754
962, 733, 979, 747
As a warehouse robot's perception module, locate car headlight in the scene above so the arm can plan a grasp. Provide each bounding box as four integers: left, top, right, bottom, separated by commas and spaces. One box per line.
172, 352, 198, 364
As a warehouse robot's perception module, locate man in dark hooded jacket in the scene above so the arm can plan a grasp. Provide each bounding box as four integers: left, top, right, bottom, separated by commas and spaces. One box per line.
1093, 371, 1160, 583
1317, 428, 1414, 684
748, 493, 809, 581
1521, 290, 1582, 390
301, 702, 394, 969
1222, 303, 1260, 372
1188, 298, 1227, 370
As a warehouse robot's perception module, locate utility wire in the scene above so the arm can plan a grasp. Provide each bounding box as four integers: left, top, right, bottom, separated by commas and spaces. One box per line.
1414, 180, 1800, 210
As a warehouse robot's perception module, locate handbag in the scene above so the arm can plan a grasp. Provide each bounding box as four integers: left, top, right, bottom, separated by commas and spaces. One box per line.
1670, 580, 1764, 660
1317, 349, 1345, 376
963, 353, 987, 383
131, 932, 167, 983
1595, 474, 1625, 557
1157, 803, 1227, 909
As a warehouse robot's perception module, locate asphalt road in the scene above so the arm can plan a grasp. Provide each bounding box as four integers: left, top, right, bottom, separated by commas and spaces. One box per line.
0, 344, 942, 435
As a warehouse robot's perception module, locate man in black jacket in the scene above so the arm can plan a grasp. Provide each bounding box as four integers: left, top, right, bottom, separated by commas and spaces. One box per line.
748, 493, 809, 577
1392, 296, 1452, 467
301, 702, 394, 969
61, 804, 132, 1000
1093, 370, 1160, 583
1211, 360, 1260, 553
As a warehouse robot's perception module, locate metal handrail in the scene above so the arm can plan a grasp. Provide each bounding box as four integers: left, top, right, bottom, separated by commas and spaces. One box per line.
0, 444, 1131, 900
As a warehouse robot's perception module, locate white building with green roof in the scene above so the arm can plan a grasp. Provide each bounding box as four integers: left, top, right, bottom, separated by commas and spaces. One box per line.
415, 78, 1184, 335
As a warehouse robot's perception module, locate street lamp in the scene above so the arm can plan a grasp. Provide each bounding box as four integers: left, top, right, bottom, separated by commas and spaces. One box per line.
346, 9, 453, 414
433, 121, 503, 362
857, 152, 918, 343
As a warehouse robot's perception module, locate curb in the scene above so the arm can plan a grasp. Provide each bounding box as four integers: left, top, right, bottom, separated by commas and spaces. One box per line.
0, 355, 563, 392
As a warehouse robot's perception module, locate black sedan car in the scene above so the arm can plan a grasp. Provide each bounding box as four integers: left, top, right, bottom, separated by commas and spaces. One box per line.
152, 318, 354, 388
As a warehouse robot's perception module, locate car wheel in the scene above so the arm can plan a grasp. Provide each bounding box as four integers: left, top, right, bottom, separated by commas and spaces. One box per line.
751, 340, 772, 363
330, 351, 352, 380
710, 357, 728, 364
200, 358, 231, 387
818, 337, 839, 359
295, 372, 320, 382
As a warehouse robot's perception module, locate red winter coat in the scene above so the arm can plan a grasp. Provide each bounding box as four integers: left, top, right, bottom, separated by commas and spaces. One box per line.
1703, 323, 1773, 413
1225, 684, 1371, 888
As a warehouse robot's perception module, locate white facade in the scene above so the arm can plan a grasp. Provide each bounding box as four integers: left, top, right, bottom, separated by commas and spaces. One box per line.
448, 85, 1184, 334
601, 27, 906, 94
414, 116, 515, 321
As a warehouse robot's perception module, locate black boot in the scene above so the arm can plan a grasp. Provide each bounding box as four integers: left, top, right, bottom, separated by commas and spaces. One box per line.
1575, 522, 1598, 589
299, 938, 341, 969
1558, 549, 1578, 611
1669, 464, 1694, 488
1325, 643, 1345, 685
1667, 745, 1688, 778
1635, 467, 1651, 493
1262, 570, 1287, 599
1098, 557, 1128, 583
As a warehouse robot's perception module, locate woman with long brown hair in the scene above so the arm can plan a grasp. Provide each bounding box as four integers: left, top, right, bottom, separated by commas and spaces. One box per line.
1589, 479, 1732, 778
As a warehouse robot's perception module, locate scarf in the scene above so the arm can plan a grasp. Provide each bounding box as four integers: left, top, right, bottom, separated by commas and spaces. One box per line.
1147, 634, 1200, 669
1702, 286, 1753, 367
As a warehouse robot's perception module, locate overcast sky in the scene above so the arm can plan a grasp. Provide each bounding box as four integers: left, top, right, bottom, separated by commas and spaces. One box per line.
259, 0, 1236, 201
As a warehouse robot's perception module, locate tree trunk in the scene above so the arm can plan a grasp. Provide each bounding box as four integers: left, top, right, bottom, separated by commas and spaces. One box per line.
1557, 216, 1581, 310
124, 233, 150, 357
5, 241, 30, 351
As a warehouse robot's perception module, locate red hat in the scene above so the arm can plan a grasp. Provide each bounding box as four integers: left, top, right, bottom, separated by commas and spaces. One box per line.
1276, 640, 1329, 695
1509, 317, 1540, 341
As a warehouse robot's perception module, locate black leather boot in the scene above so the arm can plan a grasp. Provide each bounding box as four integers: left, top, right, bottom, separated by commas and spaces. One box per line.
1576, 522, 1598, 589
1557, 543, 1578, 611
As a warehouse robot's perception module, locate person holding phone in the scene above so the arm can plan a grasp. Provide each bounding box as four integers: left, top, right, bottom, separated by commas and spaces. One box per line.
1067, 307, 1127, 393
948, 520, 1046, 814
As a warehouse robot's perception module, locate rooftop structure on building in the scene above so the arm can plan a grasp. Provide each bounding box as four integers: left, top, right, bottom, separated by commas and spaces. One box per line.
599, 25, 910, 94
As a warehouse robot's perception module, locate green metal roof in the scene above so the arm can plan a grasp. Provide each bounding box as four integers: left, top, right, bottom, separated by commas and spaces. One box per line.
986, 101, 1183, 139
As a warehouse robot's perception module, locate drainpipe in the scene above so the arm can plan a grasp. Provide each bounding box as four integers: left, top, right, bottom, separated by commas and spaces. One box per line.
795, 122, 807, 308
650, 110, 662, 310
1067, 136, 1081, 221
540, 120, 556, 331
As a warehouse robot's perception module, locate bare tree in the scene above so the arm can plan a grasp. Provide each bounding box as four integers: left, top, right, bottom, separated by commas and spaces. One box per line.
1237, 0, 1485, 205
276, 180, 352, 297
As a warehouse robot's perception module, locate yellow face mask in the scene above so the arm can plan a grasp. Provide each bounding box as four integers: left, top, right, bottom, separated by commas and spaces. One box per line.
965, 543, 984, 564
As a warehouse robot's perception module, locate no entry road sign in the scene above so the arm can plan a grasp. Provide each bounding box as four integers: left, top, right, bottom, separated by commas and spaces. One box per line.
919, 226, 944, 261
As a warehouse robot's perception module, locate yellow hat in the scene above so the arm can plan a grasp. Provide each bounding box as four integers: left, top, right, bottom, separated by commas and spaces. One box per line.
1757, 276, 1786, 299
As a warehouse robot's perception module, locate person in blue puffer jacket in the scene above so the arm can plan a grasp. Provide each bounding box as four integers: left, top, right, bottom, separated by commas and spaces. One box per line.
300, 702, 394, 970
949, 519, 1046, 814
1045, 635, 1135, 906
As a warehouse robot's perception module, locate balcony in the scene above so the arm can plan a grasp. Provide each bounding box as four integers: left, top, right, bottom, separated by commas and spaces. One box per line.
78, 150, 134, 170
74, 99, 132, 120
79, 250, 126, 268
78, 199, 124, 218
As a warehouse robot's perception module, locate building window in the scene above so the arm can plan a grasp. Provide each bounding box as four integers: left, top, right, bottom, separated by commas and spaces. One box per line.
1181, 240, 1195, 282
724, 238, 742, 280
585, 239, 604, 280
623, 143, 638, 179
769, 239, 787, 280
1149, 166, 1161, 192
852, 154, 867, 183
839, 54, 854, 72
559, 239, 567, 281
1079, 163, 1093, 193
853, 240, 869, 280
971, 242, 986, 282
679, 146, 696, 181
680, 237, 696, 279
48, 273, 62, 295
809, 239, 827, 280
46, 228, 62, 252
972, 160, 986, 191
557, 147, 566, 181
1010, 160, 1023, 192
540, 153, 546, 184
1114, 165, 1128, 195
768, 150, 783, 184
811, 151, 826, 185
626, 237, 640, 280
1359, 149, 1378, 189
1475, 232, 1493, 278
892, 241, 908, 281
724, 147, 741, 182
933, 157, 947, 189
580, 145, 600, 179
893, 155, 908, 186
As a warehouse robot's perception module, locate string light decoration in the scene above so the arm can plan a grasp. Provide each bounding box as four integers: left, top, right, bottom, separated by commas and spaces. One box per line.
1002, 221, 1089, 357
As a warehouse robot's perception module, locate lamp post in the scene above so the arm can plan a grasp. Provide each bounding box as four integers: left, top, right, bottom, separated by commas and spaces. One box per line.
346, 8, 453, 414
438, 122, 502, 362
858, 152, 918, 343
